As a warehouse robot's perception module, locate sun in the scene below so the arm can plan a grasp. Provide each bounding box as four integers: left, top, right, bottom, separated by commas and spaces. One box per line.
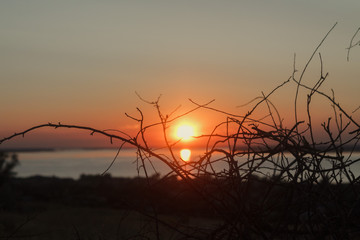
176, 124, 195, 141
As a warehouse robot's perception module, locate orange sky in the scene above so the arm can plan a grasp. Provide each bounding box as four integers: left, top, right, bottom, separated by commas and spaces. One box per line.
1, 1, 359, 150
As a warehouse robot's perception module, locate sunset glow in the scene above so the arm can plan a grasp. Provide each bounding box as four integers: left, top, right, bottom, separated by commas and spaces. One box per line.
180, 149, 191, 161
176, 124, 195, 141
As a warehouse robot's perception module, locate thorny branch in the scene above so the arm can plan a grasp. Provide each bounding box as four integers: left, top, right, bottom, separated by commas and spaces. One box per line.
347, 27, 360, 61
1, 24, 360, 239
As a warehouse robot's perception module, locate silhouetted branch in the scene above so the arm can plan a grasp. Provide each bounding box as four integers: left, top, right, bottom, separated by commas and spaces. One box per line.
347, 27, 360, 61
2, 24, 360, 239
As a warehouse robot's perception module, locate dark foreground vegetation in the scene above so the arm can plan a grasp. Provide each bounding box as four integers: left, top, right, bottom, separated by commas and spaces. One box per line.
0, 174, 219, 239
1, 24, 360, 239
1, 174, 213, 217
1, 170, 360, 239
1, 173, 360, 239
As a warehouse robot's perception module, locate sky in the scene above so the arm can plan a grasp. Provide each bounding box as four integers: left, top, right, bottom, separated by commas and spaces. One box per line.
0, 1, 359, 149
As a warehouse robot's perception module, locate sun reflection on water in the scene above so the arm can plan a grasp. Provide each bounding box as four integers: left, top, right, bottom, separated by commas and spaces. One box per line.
180, 149, 191, 161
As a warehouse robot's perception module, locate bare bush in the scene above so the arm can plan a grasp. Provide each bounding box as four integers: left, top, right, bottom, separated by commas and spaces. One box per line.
0, 151, 18, 186
1, 24, 360, 239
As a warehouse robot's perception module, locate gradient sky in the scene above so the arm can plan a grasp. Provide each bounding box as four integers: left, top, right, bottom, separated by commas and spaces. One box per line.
1, 1, 359, 149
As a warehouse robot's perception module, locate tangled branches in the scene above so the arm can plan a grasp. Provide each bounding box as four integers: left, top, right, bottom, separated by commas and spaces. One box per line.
1, 25, 360, 239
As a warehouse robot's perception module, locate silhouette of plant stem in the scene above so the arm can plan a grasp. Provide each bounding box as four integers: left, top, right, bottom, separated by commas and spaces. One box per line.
347, 27, 360, 61
1, 24, 360, 239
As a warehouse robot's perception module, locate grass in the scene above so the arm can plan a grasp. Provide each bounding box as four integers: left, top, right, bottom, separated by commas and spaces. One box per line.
1, 23, 360, 239
1, 199, 221, 240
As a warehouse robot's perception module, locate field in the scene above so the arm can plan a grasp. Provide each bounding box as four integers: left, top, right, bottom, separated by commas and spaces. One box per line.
1, 201, 221, 240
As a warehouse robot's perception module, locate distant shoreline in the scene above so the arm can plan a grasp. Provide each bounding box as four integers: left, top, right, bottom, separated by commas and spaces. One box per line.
0, 146, 133, 153
2, 145, 360, 153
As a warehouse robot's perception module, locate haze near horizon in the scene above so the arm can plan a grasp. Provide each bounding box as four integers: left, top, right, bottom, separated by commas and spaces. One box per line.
0, 1, 359, 149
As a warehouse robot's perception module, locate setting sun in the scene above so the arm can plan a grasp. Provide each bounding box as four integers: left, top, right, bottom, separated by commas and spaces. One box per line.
176, 124, 195, 140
